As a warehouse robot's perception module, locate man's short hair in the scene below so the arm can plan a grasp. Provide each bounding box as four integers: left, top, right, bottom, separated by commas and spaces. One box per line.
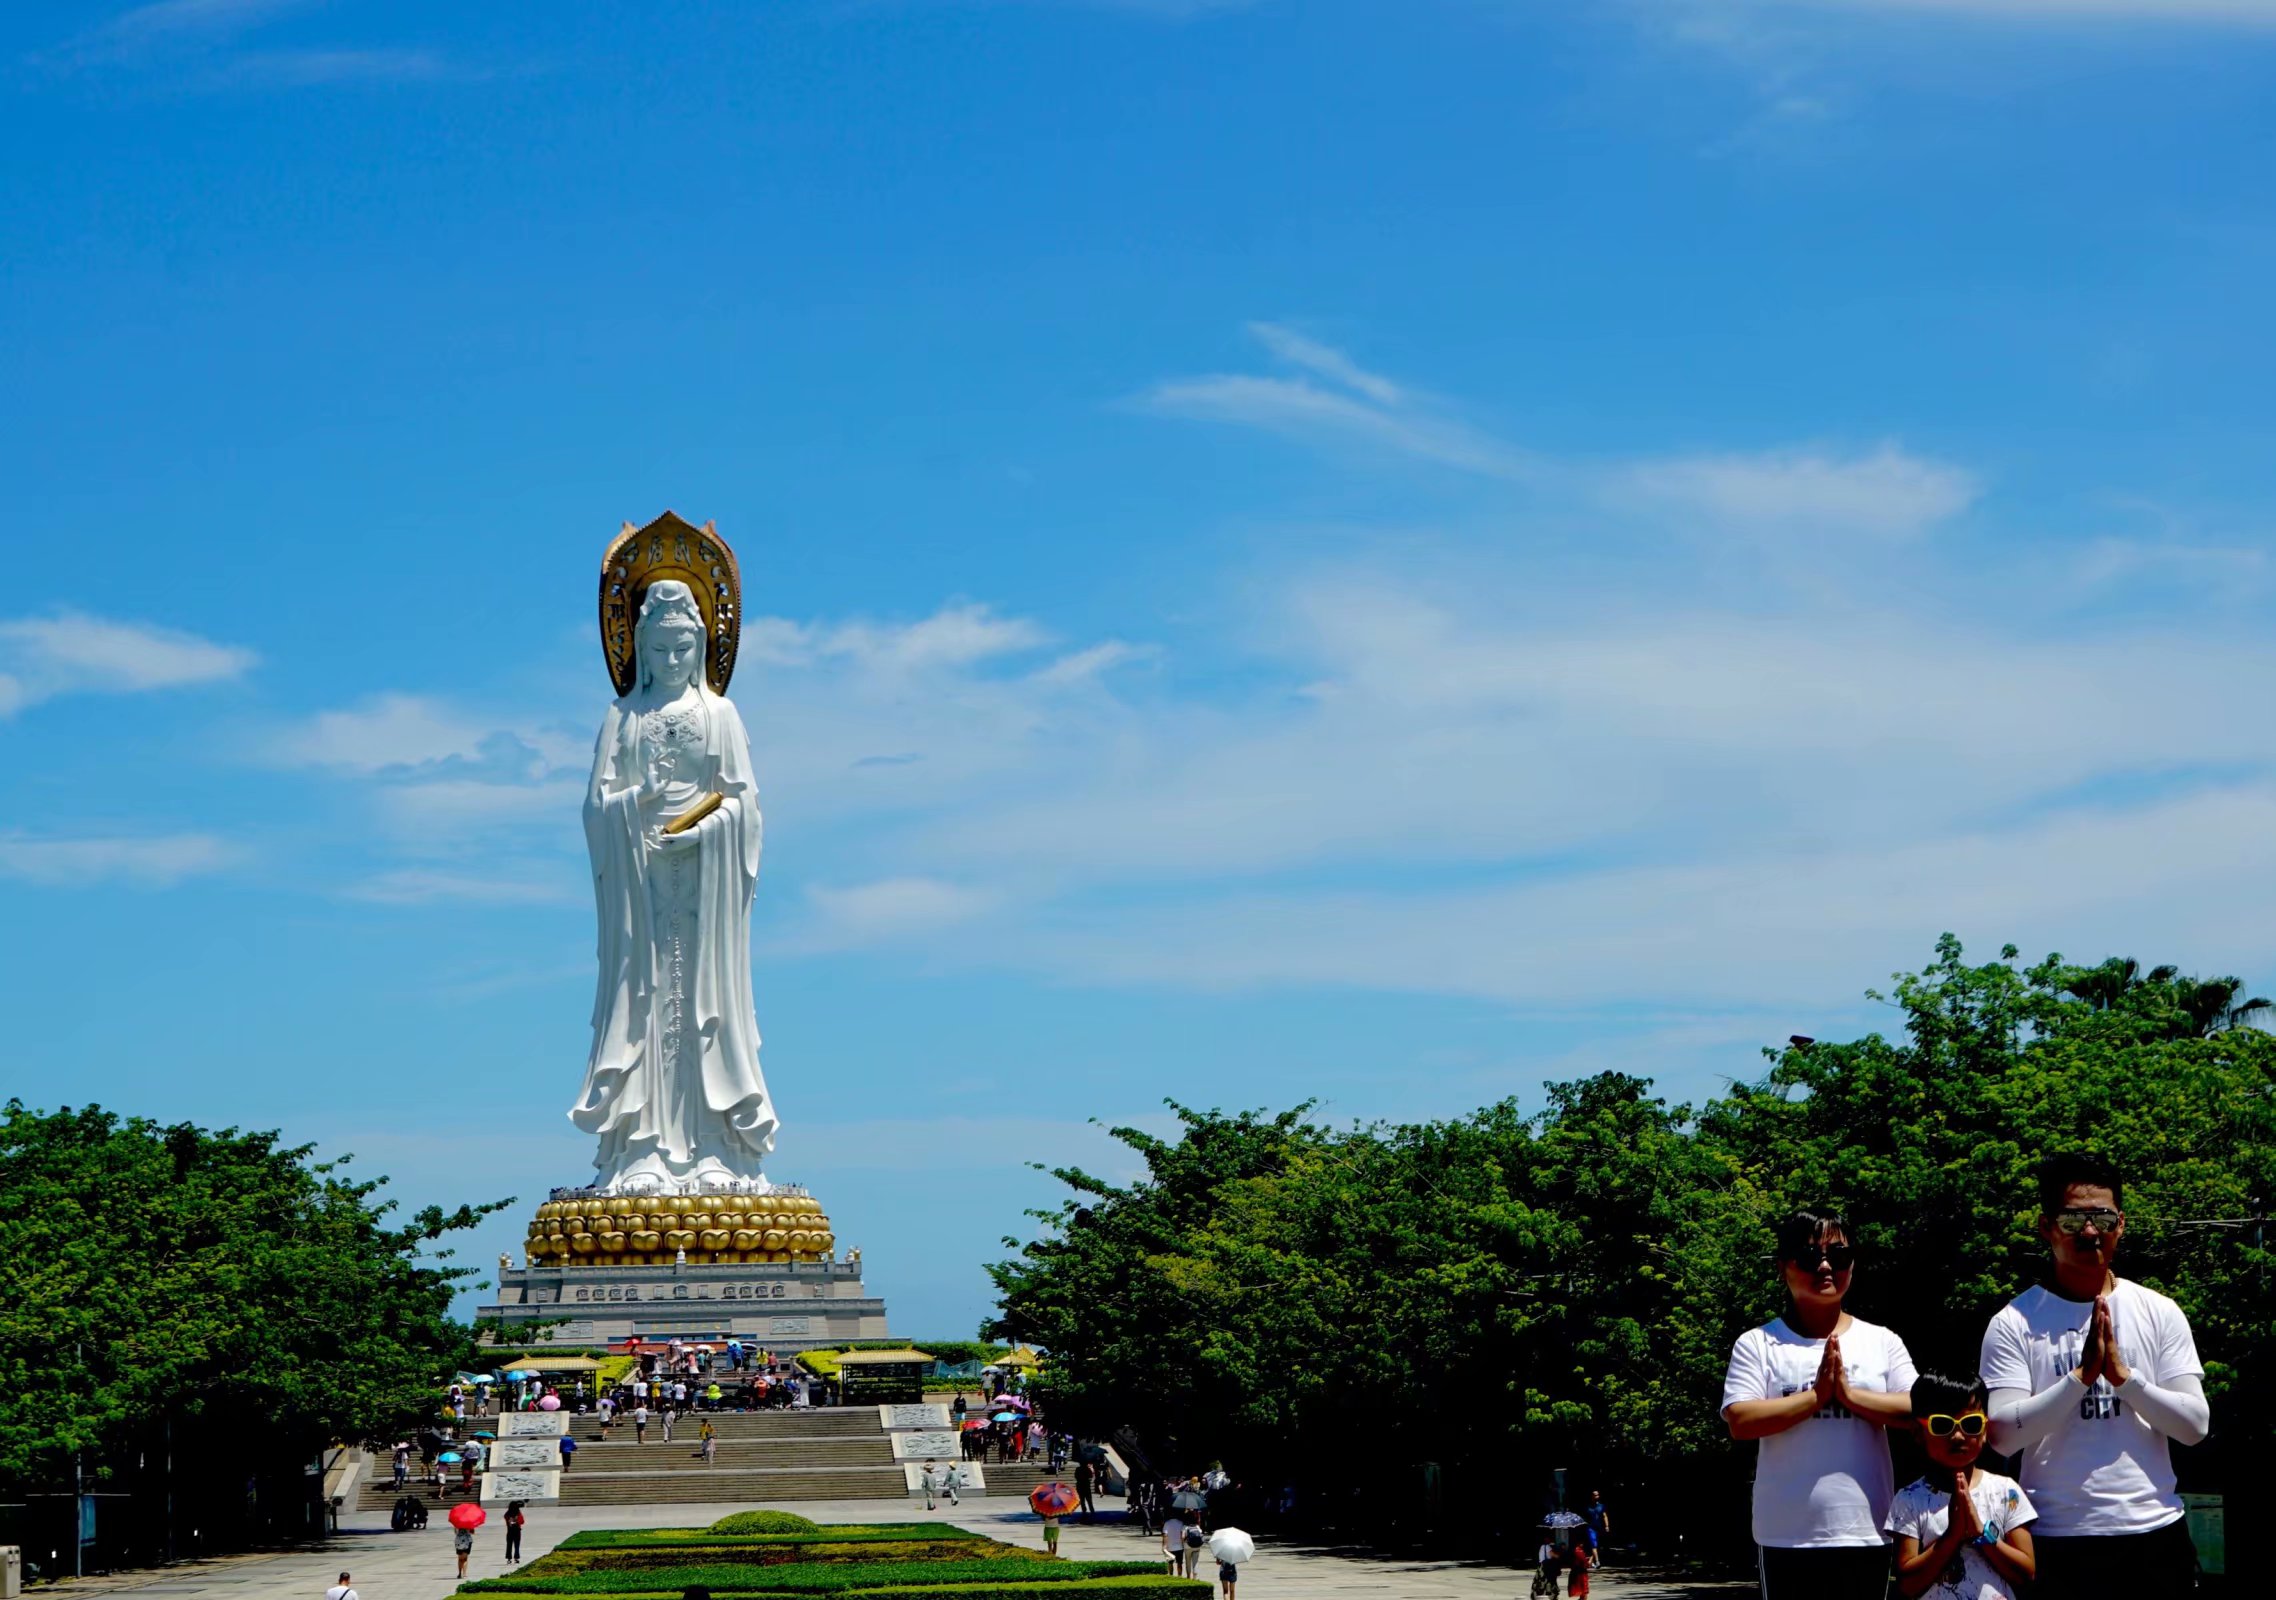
339, 1573, 352, 1581
1910, 1369, 1988, 1418
1772, 1207, 1852, 1262
2036, 1151, 2124, 1213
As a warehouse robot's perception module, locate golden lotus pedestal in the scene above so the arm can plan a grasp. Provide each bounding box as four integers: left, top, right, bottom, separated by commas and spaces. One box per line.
524, 1190, 836, 1269
482, 1187, 889, 1350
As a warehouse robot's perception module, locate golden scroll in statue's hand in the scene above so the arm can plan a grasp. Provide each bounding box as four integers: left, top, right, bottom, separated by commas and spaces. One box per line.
661, 792, 724, 835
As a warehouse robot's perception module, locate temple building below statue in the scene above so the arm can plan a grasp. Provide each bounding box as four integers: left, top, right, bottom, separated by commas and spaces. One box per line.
480, 1253, 888, 1348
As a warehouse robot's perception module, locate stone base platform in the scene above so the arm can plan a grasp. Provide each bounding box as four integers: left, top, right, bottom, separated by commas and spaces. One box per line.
478, 1256, 887, 1348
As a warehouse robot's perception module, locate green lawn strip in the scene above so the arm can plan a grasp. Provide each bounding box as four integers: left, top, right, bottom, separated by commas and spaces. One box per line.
462, 1560, 1160, 1595
461, 1585, 1204, 1600
559, 1527, 950, 1551
841, 1581, 1211, 1600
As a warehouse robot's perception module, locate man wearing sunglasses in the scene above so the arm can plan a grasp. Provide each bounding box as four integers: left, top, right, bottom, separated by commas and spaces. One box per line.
1977, 1153, 2209, 1599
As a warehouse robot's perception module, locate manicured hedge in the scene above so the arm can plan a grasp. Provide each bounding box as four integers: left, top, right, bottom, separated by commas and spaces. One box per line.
462, 1560, 1160, 1596
710, 1512, 822, 1536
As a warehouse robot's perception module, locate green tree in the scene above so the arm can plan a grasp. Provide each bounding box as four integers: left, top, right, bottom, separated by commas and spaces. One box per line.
0, 1101, 509, 1554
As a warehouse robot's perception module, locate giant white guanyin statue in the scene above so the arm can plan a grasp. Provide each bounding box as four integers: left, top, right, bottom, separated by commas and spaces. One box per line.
571, 517, 778, 1193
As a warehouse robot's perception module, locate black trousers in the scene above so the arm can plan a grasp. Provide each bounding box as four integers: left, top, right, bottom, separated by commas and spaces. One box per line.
1757, 1544, 1889, 1600
506, 1527, 522, 1560
2036, 1520, 2196, 1600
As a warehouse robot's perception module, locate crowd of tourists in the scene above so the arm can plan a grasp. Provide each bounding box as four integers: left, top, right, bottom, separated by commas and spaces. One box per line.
1723, 1153, 2208, 1600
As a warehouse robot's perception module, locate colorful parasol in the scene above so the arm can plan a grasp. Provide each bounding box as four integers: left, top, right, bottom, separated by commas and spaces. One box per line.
448, 1502, 486, 1530
1029, 1482, 1080, 1517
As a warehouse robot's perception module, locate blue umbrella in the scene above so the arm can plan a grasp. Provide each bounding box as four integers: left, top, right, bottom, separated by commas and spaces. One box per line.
992, 1411, 1024, 1422
437, 1452, 463, 1464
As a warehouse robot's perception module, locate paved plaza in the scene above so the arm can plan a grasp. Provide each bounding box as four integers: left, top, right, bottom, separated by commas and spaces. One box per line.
42, 1495, 1749, 1600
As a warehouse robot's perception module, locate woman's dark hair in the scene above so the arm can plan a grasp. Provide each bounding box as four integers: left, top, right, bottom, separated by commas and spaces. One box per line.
1773, 1207, 1853, 1263
1909, 1369, 1988, 1418
2036, 1151, 2124, 1212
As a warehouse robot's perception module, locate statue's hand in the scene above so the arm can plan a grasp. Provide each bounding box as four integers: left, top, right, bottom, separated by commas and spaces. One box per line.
652, 822, 702, 852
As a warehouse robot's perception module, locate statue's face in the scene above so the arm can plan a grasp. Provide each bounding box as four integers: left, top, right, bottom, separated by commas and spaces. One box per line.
644, 620, 704, 691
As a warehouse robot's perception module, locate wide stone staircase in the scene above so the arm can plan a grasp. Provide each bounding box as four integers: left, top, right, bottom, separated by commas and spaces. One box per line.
358, 1409, 910, 1510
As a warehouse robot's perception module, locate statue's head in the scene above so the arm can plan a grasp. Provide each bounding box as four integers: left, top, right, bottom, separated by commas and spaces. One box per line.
635, 581, 708, 694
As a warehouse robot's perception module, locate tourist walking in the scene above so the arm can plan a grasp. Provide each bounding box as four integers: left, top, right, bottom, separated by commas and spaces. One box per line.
633, 1403, 649, 1443
453, 1522, 474, 1579
1979, 1153, 2209, 1600
661, 1406, 675, 1442
1721, 1207, 1917, 1599
1162, 1510, 1187, 1577
504, 1501, 526, 1565
1582, 1490, 1610, 1562
558, 1433, 577, 1472
699, 1418, 718, 1465
919, 1462, 942, 1510
941, 1461, 966, 1505
1075, 1459, 1097, 1522
391, 1442, 409, 1490
325, 1571, 358, 1600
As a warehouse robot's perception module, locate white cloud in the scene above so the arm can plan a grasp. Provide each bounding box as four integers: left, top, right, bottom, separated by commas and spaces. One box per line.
0, 833, 235, 887
346, 868, 577, 906
747, 603, 1050, 673
1783, 0, 2276, 21
994, 783, 2276, 1009
1622, 443, 1980, 536
1141, 373, 1536, 481
271, 693, 490, 771
1246, 321, 1407, 405
0, 610, 254, 714
1139, 324, 1537, 480
799, 878, 1001, 947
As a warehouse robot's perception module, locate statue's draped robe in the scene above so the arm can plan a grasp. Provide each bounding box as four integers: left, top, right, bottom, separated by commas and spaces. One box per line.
572, 687, 777, 1184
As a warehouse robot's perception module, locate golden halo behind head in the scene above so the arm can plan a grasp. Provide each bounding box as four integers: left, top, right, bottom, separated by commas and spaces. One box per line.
600, 512, 742, 695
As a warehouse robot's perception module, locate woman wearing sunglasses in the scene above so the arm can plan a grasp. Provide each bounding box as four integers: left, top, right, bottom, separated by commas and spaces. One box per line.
1722, 1209, 1917, 1599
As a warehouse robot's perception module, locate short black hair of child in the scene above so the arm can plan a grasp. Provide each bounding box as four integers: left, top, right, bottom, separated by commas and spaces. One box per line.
1910, 1369, 1988, 1419
1773, 1207, 1852, 1262
2036, 1152, 2124, 1213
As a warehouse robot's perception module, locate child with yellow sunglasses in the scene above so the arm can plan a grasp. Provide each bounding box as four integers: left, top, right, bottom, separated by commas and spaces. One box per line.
1886, 1371, 2037, 1599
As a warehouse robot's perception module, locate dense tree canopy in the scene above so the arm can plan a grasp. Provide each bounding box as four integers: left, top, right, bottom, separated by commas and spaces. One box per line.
985, 938, 2276, 1556
0, 1102, 508, 1553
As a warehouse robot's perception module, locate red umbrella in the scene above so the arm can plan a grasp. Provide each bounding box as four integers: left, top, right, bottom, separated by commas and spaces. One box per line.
449, 1502, 487, 1530
1029, 1482, 1080, 1517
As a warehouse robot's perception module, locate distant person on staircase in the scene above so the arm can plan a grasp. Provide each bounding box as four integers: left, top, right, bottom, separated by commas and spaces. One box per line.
700, 1419, 718, 1465
633, 1403, 650, 1443
392, 1442, 409, 1490
558, 1434, 576, 1473
706, 1381, 723, 1411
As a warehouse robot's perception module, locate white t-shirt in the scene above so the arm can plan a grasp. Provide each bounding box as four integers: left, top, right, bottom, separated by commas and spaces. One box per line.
326, 1586, 359, 1600
1978, 1278, 2202, 1538
1722, 1315, 1917, 1548
1162, 1517, 1186, 1550
1885, 1471, 2035, 1600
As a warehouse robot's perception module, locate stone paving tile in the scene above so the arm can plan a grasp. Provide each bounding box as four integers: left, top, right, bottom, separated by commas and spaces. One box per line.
40, 1493, 1753, 1600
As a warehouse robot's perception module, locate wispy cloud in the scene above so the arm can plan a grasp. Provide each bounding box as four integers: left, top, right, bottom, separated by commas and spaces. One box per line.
1778, 0, 2276, 22
0, 610, 254, 716
271, 693, 491, 772
38, 0, 458, 86
799, 878, 1002, 948
346, 868, 577, 906
0, 832, 236, 887
1623, 442, 1980, 537
1138, 324, 1538, 480
221, 47, 454, 86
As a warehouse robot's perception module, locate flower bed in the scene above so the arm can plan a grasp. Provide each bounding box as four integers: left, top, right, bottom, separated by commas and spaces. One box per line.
459, 1517, 1208, 1600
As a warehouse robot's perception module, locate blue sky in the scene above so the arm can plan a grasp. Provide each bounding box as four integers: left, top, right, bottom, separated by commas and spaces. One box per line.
6, 0, 2276, 1336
